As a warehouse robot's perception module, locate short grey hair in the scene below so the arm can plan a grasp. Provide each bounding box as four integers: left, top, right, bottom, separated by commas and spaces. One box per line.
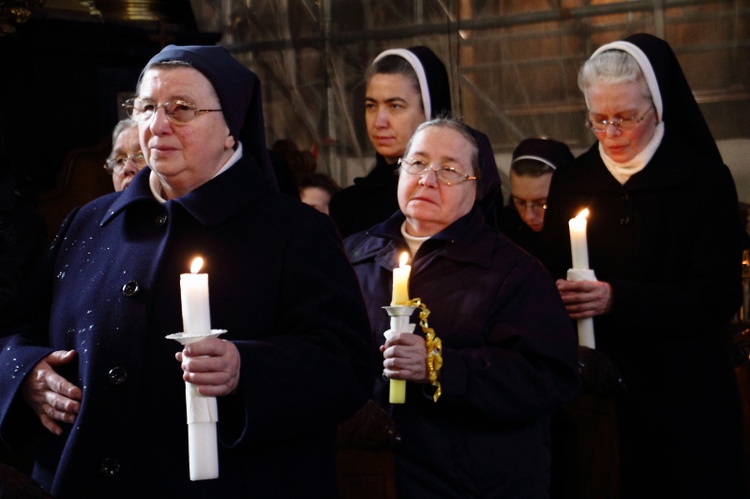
578, 49, 651, 102
402, 117, 480, 177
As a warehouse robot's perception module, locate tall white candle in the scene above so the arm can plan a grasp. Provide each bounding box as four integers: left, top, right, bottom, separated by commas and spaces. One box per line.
391, 252, 411, 305
569, 209, 590, 270
177, 256, 219, 481
181, 257, 211, 334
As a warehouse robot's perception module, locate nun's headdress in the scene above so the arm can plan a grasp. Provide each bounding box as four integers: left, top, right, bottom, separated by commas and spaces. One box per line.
138, 44, 277, 187
372, 46, 452, 120
591, 33, 722, 163
512, 138, 574, 171
371, 46, 502, 217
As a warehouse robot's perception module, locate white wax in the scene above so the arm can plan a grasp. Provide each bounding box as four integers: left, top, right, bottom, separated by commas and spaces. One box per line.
188, 422, 219, 481
180, 273, 211, 334
568, 214, 589, 270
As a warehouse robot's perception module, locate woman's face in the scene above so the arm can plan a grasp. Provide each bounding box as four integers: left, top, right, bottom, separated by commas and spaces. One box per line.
397, 126, 477, 237
585, 80, 657, 163
365, 73, 427, 163
138, 66, 235, 199
110, 126, 145, 192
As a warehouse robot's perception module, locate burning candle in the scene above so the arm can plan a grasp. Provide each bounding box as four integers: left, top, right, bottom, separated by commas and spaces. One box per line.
569, 209, 590, 270
391, 252, 411, 305
177, 256, 219, 480
181, 257, 211, 334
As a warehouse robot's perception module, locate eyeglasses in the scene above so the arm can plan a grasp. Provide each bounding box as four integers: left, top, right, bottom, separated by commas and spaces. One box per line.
123, 98, 222, 124
585, 106, 653, 133
398, 157, 477, 186
512, 198, 547, 213
104, 152, 147, 174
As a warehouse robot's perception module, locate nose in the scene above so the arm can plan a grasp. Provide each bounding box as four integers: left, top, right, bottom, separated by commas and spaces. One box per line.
121, 157, 140, 176
418, 168, 439, 188
374, 107, 389, 128
604, 123, 622, 137
149, 106, 173, 134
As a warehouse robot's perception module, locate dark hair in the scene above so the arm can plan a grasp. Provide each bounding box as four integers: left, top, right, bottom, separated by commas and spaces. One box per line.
510, 159, 555, 178
365, 55, 423, 110
298, 173, 340, 197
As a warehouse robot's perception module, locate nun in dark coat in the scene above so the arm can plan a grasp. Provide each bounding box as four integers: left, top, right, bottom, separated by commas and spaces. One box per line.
329, 46, 502, 237
541, 33, 745, 498
346, 118, 579, 498
0, 45, 373, 499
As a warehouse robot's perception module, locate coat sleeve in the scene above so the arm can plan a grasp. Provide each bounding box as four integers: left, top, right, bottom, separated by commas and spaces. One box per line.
219, 212, 374, 446
437, 256, 580, 421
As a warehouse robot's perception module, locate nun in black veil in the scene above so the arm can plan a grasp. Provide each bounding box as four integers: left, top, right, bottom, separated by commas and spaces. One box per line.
329, 46, 502, 237
541, 33, 746, 497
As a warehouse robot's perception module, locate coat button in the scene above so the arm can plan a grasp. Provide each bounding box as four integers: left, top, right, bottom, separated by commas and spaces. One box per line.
620, 216, 630, 225
154, 213, 168, 227
121, 281, 139, 297
100, 457, 120, 476
108, 367, 128, 385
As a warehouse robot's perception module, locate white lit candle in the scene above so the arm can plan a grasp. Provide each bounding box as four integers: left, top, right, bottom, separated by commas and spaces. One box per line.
177, 256, 219, 480
181, 257, 211, 334
569, 209, 590, 270
391, 252, 411, 305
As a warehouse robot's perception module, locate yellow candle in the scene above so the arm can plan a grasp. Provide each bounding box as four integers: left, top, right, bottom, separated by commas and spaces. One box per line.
391, 252, 411, 305
180, 257, 211, 334
568, 209, 590, 270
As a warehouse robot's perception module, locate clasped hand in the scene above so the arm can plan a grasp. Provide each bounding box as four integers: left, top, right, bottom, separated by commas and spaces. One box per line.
381, 330, 429, 383
176, 337, 241, 397
556, 279, 613, 319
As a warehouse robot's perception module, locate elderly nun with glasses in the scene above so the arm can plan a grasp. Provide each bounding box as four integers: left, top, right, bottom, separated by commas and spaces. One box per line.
0, 45, 372, 499
345, 117, 579, 498
541, 33, 745, 497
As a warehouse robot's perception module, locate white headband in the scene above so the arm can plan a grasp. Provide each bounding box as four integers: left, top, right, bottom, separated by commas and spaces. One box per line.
512, 154, 557, 170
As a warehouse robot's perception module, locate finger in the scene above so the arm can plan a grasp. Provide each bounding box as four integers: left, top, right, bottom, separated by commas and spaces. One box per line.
37, 413, 63, 436
46, 350, 77, 368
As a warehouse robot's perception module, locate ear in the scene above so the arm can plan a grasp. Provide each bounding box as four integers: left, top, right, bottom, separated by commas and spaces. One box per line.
225, 134, 236, 150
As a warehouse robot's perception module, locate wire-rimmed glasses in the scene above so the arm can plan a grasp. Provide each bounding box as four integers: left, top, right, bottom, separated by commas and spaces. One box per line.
104, 152, 147, 175
123, 98, 222, 125
585, 106, 653, 133
398, 157, 477, 185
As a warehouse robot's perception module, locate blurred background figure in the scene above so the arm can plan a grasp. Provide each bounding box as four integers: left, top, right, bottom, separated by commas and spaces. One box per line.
299, 172, 340, 215
103, 118, 146, 192
500, 137, 573, 256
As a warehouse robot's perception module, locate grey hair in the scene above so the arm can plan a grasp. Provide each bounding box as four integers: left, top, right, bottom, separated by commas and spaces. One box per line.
110, 118, 137, 147
578, 49, 651, 102
402, 117, 480, 177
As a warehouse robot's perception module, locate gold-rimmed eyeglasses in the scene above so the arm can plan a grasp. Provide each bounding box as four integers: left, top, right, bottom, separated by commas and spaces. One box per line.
123, 98, 222, 125
585, 106, 653, 133
104, 152, 147, 175
398, 157, 477, 185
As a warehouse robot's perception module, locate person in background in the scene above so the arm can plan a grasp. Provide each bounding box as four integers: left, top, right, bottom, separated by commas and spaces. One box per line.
500, 137, 573, 256
103, 118, 147, 192
540, 33, 745, 498
346, 118, 579, 498
299, 172, 340, 215
329, 46, 501, 237
0, 44, 372, 499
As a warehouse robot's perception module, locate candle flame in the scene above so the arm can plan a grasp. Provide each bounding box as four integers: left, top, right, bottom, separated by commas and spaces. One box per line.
399, 252, 409, 268
575, 208, 590, 220
190, 257, 204, 274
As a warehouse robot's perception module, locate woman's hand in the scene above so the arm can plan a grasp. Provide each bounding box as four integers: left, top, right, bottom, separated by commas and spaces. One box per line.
381, 331, 429, 383
556, 279, 613, 319
176, 337, 241, 396
21, 350, 82, 436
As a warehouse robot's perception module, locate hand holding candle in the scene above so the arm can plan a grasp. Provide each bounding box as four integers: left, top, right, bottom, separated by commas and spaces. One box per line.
567, 209, 597, 349
167, 256, 222, 481
387, 252, 413, 403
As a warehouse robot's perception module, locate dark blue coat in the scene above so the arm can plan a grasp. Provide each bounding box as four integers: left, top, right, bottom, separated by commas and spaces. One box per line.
345, 208, 579, 498
0, 155, 373, 498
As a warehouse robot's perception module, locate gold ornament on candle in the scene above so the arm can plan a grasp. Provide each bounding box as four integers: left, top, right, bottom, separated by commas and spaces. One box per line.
405, 297, 442, 402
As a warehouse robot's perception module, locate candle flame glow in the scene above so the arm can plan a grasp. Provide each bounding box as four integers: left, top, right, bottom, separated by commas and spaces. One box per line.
576, 208, 590, 220
399, 252, 409, 268
190, 257, 204, 274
